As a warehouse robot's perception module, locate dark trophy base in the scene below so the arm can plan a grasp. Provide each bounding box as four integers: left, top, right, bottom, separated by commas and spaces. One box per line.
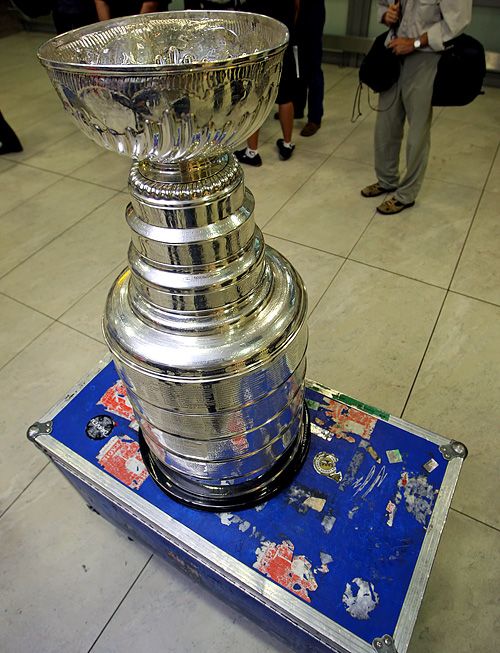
138, 408, 311, 512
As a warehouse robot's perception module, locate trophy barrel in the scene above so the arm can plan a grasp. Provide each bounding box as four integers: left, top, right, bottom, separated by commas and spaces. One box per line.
103, 154, 309, 510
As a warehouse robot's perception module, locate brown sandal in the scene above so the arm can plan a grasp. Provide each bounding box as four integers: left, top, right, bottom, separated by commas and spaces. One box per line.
360, 182, 396, 198
376, 196, 415, 215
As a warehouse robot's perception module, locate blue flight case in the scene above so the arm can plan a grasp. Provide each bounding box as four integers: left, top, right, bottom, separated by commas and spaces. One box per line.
28, 356, 466, 653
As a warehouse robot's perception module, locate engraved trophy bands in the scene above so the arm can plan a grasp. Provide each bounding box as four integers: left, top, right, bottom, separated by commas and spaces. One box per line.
38, 11, 310, 509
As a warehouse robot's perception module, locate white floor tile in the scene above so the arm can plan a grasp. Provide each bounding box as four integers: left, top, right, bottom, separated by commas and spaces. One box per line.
0, 294, 52, 369
91, 555, 290, 653
240, 142, 329, 228
265, 156, 377, 257
451, 191, 500, 305
0, 322, 107, 513
71, 150, 132, 191
0, 464, 150, 653
59, 261, 128, 342
485, 146, 500, 195
351, 178, 481, 287
21, 130, 102, 175
0, 163, 61, 219
403, 293, 500, 530
409, 511, 500, 653
0, 177, 115, 277
264, 235, 344, 315
0, 193, 130, 317
427, 116, 498, 189
307, 260, 445, 416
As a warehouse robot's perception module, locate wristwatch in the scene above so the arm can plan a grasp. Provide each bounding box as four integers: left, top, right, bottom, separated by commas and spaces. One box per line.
413, 38, 422, 50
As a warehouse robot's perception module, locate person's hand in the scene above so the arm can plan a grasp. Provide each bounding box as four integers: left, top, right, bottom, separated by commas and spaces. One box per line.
387, 37, 417, 56
383, 2, 400, 27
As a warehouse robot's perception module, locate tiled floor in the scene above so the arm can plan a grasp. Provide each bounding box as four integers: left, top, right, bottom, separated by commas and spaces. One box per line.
1, 30, 499, 653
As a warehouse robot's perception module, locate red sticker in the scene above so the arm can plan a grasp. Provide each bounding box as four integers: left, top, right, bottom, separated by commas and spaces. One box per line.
325, 401, 377, 442
97, 435, 148, 489
253, 540, 318, 603
98, 380, 138, 429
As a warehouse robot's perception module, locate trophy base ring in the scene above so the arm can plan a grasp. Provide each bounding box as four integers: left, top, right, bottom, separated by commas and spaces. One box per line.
138, 407, 311, 511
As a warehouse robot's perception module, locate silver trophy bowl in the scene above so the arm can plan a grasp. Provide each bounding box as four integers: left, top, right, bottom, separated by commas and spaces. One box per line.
38, 11, 288, 162
38, 11, 310, 510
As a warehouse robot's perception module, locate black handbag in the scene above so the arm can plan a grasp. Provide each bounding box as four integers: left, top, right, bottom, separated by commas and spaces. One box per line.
432, 34, 486, 106
359, 31, 401, 93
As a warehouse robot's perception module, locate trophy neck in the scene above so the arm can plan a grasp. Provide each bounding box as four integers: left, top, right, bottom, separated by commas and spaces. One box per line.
125, 154, 266, 316
138, 156, 228, 185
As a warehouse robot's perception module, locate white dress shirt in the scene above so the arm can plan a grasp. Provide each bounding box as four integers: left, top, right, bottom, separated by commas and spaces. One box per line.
377, 0, 473, 51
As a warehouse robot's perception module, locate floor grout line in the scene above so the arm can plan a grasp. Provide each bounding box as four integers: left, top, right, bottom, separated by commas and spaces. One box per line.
0, 461, 50, 520
398, 138, 500, 420
86, 554, 154, 653
0, 188, 122, 282
450, 506, 500, 534
0, 320, 54, 374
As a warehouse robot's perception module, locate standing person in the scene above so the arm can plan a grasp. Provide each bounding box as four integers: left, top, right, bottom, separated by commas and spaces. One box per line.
94, 0, 162, 20
361, 0, 472, 215
235, 0, 298, 166
294, 0, 325, 137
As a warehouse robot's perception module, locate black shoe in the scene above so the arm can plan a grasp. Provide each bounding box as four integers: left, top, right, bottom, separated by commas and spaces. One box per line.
276, 139, 295, 161
235, 149, 262, 167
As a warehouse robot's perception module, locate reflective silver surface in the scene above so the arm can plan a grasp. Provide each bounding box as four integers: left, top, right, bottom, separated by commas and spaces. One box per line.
37, 11, 288, 162
38, 11, 309, 508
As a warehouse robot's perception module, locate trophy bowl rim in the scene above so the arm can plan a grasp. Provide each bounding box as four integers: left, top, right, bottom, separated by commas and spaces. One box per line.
37, 10, 289, 76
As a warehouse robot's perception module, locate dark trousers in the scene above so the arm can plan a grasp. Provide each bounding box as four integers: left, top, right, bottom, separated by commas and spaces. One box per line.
294, 0, 325, 124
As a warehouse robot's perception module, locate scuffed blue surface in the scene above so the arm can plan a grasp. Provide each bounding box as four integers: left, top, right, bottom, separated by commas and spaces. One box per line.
50, 362, 448, 645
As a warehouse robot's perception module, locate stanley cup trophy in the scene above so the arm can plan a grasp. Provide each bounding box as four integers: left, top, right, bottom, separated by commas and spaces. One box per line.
38, 11, 309, 510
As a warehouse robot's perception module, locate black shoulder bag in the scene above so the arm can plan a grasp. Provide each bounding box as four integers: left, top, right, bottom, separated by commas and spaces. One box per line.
432, 34, 486, 106
358, 31, 401, 94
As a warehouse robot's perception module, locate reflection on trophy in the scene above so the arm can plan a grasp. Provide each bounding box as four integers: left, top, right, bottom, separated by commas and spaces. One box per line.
38, 11, 310, 509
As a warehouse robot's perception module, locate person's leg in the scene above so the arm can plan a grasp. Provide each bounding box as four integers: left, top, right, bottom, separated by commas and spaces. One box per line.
303, 0, 325, 127
294, 48, 307, 120
275, 45, 297, 160
0, 112, 22, 154
294, 3, 308, 120
235, 130, 262, 166
247, 131, 259, 151
373, 78, 405, 190
278, 102, 294, 143
395, 52, 440, 205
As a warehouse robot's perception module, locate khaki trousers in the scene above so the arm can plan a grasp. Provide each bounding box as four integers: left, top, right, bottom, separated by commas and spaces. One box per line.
374, 51, 440, 204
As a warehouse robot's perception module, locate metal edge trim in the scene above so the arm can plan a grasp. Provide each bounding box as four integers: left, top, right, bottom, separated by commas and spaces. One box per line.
31, 432, 371, 653
392, 456, 464, 652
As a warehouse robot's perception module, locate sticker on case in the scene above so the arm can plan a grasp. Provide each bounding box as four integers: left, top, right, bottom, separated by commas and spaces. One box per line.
97, 435, 148, 489
286, 483, 328, 515
313, 452, 343, 482
85, 414, 115, 440
386, 449, 403, 464
253, 540, 318, 603
324, 401, 377, 442
342, 578, 379, 620
321, 512, 336, 534
98, 380, 138, 430
423, 458, 439, 473
385, 500, 397, 527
